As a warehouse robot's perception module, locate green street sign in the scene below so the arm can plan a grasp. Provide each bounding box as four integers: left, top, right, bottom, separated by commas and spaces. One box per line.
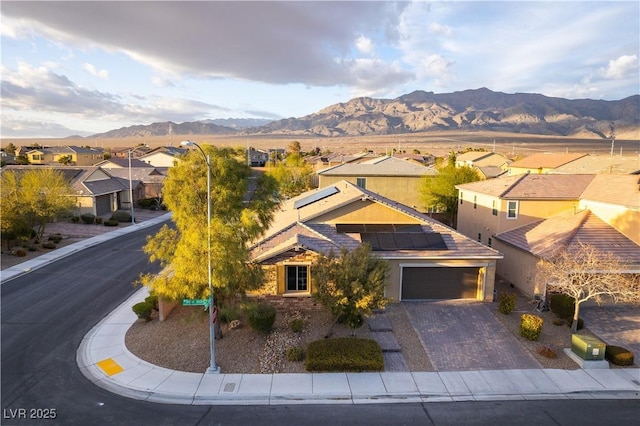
182, 298, 210, 307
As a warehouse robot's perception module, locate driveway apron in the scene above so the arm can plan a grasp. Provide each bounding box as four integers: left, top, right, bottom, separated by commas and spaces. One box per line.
403, 300, 542, 371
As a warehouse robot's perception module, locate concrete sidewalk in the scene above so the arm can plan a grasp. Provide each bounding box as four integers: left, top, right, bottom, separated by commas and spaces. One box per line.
2, 212, 639, 405
76, 286, 640, 405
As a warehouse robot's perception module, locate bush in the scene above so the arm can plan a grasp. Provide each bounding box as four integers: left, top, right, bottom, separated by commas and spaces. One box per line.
104, 219, 119, 227
247, 303, 277, 333
538, 344, 558, 359
550, 293, 575, 322
80, 213, 96, 224
498, 292, 517, 314
110, 210, 131, 223
15, 249, 27, 257
605, 345, 634, 366
70, 216, 80, 223
42, 242, 56, 249
27, 245, 38, 252
219, 305, 241, 324
132, 302, 153, 321
48, 234, 62, 243
520, 313, 543, 341
290, 318, 304, 333
95, 217, 103, 225
286, 346, 304, 362
306, 338, 383, 372
145, 295, 159, 311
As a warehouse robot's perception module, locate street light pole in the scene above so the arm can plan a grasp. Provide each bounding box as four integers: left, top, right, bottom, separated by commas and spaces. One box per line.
180, 140, 218, 373
128, 149, 135, 225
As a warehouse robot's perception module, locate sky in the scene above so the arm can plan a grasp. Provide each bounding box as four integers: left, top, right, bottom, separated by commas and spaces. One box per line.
1, 1, 638, 139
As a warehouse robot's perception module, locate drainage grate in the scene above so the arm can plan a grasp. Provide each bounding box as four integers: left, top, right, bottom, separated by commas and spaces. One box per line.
223, 383, 236, 392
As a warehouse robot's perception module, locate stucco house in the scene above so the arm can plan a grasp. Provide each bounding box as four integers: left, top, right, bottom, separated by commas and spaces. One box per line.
317, 156, 436, 212
456, 173, 640, 297
139, 146, 188, 167
249, 181, 502, 307
26, 146, 105, 166
455, 151, 510, 179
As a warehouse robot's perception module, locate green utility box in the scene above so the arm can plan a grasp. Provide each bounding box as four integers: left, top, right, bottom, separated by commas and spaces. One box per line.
571, 334, 606, 360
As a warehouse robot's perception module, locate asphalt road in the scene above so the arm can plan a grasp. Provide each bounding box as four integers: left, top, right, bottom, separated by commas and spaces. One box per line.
2, 223, 639, 425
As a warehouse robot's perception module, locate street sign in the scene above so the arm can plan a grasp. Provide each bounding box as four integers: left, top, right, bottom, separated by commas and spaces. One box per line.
182, 298, 210, 307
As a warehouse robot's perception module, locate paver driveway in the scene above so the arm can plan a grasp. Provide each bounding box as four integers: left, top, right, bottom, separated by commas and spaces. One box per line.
581, 305, 640, 357
403, 300, 542, 371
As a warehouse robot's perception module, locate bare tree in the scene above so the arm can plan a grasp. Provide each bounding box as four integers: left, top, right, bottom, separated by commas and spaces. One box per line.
537, 242, 640, 333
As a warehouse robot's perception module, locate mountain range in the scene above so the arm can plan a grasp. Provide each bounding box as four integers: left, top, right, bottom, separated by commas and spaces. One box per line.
89, 88, 639, 140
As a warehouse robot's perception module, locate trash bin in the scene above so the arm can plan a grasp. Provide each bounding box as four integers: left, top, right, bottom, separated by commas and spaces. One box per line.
571, 334, 606, 360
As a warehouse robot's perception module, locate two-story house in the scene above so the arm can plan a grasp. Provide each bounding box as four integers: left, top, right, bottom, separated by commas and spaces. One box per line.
317, 156, 436, 212
249, 181, 502, 307
26, 146, 105, 166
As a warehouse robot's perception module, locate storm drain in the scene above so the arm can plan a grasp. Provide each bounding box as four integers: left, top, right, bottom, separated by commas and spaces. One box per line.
223, 383, 236, 392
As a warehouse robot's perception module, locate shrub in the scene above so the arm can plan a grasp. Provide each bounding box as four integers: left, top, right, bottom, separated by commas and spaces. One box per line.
48, 234, 62, 243
15, 249, 27, 257
219, 305, 241, 324
247, 303, 277, 333
70, 216, 80, 223
145, 295, 159, 311
286, 346, 304, 362
552, 319, 564, 326
520, 313, 543, 341
538, 344, 558, 359
104, 219, 119, 227
290, 318, 304, 333
605, 345, 634, 366
42, 242, 56, 249
27, 245, 38, 252
95, 217, 103, 225
306, 337, 383, 372
550, 293, 575, 322
132, 302, 153, 321
498, 292, 517, 314
110, 210, 131, 223
80, 213, 96, 224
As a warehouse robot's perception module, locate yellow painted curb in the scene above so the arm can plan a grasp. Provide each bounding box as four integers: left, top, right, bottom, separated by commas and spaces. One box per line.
97, 358, 124, 376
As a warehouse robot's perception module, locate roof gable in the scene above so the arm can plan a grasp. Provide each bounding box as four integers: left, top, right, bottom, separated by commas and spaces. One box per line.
457, 173, 595, 199
318, 156, 435, 177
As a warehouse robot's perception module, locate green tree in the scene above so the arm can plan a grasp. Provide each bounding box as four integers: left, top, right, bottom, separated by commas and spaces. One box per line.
0, 168, 75, 240
138, 146, 280, 335
537, 243, 640, 333
4, 143, 16, 155
266, 153, 315, 198
312, 244, 390, 334
288, 140, 301, 155
420, 164, 481, 227
58, 155, 73, 165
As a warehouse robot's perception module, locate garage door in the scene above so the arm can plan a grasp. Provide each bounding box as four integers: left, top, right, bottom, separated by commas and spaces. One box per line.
95, 195, 112, 216
401, 267, 480, 300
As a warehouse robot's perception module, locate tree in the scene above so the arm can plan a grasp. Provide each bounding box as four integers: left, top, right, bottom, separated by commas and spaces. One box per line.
288, 140, 301, 155
537, 242, 640, 333
266, 154, 315, 198
0, 168, 75, 241
312, 244, 390, 334
4, 143, 16, 155
420, 164, 481, 226
138, 146, 280, 336
58, 155, 73, 165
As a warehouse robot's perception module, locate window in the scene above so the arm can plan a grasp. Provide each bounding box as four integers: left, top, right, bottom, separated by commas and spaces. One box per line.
460, 192, 464, 205
286, 265, 308, 292
477, 233, 482, 242
488, 237, 492, 247
356, 177, 366, 189
473, 195, 477, 209
492, 200, 497, 216
507, 201, 518, 219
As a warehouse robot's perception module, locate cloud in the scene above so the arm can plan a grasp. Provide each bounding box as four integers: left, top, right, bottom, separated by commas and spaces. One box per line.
428, 22, 452, 37
1, 2, 408, 90
601, 55, 639, 80
355, 35, 374, 55
83, 63, 109, 79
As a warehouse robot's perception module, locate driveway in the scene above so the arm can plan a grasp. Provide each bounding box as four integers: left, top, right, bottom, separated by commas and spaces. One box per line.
403, 300, 542, 371
581, 305, 640, 356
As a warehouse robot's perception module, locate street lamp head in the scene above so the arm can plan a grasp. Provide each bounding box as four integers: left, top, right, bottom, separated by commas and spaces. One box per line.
180, 140, 195, 147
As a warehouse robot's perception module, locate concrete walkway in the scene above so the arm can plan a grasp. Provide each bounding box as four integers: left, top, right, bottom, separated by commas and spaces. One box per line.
2, 213, 639, 405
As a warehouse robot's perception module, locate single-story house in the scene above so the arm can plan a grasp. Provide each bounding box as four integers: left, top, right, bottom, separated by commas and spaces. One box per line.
507, 152, 587, 175
249, 180, 503, 307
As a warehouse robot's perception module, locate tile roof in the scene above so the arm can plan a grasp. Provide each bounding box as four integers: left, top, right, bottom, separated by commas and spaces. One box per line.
251, 180, 502, 262
96, 158, 151, 168
579, 174, 640, 209
508, 152, 587, 169
550, 154, 640, 175
494, 209, 640, 265
456, 174, 596, 199
317, 156, 436, 177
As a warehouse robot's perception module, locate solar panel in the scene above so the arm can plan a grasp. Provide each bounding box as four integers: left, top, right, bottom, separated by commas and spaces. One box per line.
293, 186, 339, 209
425, 233, 448, 249
362, 232, 448, 251
336, 223, 424, 233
